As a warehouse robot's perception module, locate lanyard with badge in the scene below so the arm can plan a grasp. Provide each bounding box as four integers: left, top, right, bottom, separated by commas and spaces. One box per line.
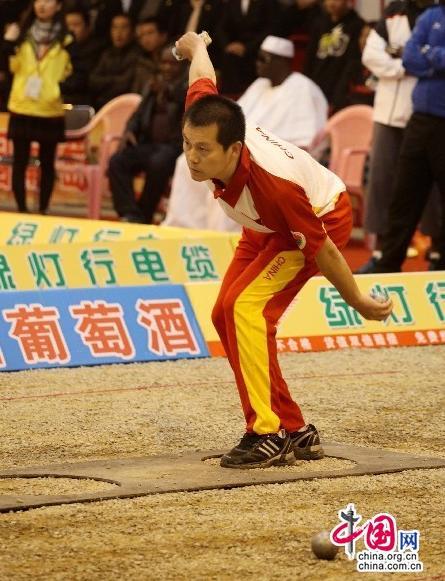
24, 41, 51, 100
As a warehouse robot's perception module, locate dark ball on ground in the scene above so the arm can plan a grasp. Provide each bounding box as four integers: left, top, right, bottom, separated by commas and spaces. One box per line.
311, 531, 339, 560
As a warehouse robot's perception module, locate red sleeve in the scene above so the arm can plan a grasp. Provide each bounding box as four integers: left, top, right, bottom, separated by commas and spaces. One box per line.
185, 78, 219, 110
276, 184, 327, 260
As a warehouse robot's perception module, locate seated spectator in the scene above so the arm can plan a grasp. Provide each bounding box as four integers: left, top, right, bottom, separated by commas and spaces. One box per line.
93, 0, 147, 37
215, 0, 279, 96
89, 13, 140, 110
164, 36, 328, 230
304, 0, 366, 111
131, 16, 168, 95
61, 3, 106, 106
108, 45, 188, 223
158, 0, 222, 64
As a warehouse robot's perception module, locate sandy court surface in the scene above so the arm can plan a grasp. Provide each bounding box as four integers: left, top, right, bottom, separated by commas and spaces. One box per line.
0, 346, 444, 580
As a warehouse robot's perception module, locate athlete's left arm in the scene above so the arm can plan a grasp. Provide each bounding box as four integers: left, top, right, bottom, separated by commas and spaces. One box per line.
315, 237, 393, 322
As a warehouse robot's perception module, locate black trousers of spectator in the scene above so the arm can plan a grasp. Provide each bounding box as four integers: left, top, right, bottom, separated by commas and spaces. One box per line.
376, 113, 445, 272
364, 123, 442, 239
12, 138, 58, 213
108, 142, 180, 223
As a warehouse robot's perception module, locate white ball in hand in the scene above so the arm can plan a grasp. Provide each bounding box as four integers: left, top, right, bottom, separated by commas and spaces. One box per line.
371, 291, 387, 303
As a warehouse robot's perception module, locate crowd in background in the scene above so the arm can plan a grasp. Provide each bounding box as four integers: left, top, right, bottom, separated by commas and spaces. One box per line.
0, 0, 372, 113
0, 0, 444, 272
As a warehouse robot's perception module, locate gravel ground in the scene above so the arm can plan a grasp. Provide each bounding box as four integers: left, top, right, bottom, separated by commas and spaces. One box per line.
0, 478, 118, 496
0, 346, 444, 580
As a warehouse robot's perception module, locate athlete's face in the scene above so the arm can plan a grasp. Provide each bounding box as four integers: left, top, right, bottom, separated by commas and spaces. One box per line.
182, 121, 241, 183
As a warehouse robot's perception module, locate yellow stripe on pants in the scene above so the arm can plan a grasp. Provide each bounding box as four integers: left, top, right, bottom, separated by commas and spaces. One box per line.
233, 250, 305, 434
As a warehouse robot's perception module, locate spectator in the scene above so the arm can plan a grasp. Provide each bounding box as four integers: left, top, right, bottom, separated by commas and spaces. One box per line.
356, 0, 436, 273
276, 0, 322, 37
158, 0, 222, 63
61, 2, 106, 105
108, 45, 188, 223
138, 0, 164, 20
215, 0, 279, 96
362, 3, 445, 273
4, 0, 71, 214
89, 13, 140, 110
93, 0, 146, 37
131, 16, 168, 95
335, 23, 375, 107
0, 0, 31, 31
164, 36, 328, 230
0, 0, 31, 110
304, 0, 366, 111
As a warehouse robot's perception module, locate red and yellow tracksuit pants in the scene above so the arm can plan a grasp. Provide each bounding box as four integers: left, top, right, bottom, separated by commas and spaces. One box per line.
212, 193, 353, 435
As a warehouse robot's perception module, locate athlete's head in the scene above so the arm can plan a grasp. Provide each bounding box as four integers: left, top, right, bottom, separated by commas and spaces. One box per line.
182, 95, 245, 183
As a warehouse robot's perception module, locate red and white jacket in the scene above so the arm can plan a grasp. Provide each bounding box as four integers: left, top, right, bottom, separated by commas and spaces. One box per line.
186, 78, 346, 260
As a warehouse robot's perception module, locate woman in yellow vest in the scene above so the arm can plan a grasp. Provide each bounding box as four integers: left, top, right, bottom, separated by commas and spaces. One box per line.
4, 0, 71, 214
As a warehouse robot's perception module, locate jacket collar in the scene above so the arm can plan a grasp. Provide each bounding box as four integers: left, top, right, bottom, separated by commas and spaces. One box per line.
212, 145, 250, 207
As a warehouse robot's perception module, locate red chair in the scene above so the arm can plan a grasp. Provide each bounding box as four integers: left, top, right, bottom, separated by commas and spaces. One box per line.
289, 33, 310, 72
310, 105, 374, 226
59, 93, 142, 219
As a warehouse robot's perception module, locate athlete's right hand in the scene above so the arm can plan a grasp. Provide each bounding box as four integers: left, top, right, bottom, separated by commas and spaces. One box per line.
175, 32, 206, 61
354, 293, 393, 322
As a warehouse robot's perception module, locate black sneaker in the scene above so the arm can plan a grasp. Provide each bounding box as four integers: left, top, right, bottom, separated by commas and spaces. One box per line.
354, 256, 379, 274
427, 252, 445, 271
220, 429, 295, 469
289, 424, 324, 460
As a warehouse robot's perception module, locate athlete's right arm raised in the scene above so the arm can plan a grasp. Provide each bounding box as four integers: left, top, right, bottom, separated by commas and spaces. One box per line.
174, 32, 217, 87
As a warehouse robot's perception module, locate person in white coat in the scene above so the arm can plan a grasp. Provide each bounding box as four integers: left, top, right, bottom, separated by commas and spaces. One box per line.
356, 0, 441, 272
163, 35, 328, 231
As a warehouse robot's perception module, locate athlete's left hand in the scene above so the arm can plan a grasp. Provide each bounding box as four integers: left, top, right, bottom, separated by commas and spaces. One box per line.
354, 293, 393, 321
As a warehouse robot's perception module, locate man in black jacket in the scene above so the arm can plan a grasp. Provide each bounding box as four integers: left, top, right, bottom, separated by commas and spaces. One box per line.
93, 0, 147, 36
304, 0, 366, 111
158, 0, 222, 64
215, 0, 279, 95
62, 4, 106, 106
131, 16, 168, 95
89, 13, 140, 110
108, 45, 187, 223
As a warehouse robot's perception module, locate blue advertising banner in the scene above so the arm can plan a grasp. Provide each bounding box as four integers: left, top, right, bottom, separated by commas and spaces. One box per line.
0, 285, 209, 371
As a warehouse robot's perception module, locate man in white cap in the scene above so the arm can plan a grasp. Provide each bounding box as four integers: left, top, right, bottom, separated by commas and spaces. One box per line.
163, 35, 327, 230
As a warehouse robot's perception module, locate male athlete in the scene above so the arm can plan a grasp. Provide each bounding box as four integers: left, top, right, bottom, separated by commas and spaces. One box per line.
175, 32, 393, 469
